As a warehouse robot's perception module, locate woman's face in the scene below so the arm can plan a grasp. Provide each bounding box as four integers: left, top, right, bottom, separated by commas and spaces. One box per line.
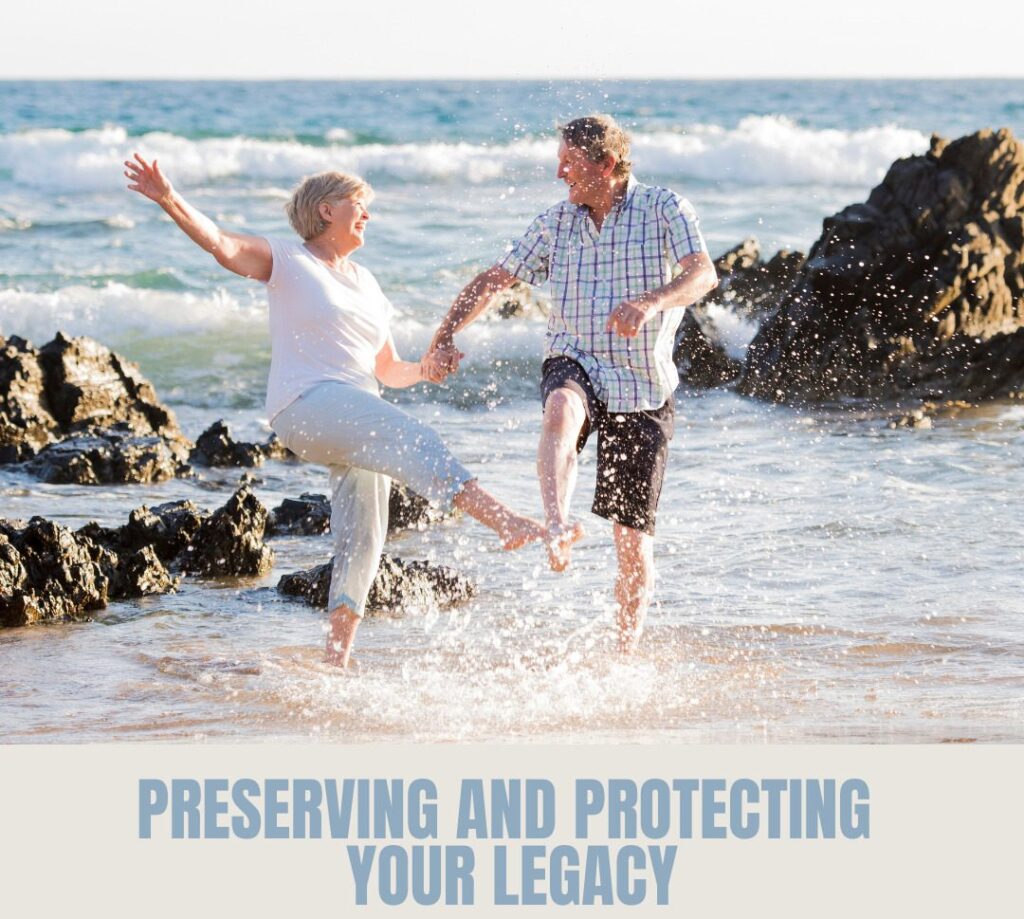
322, 194, 371, 249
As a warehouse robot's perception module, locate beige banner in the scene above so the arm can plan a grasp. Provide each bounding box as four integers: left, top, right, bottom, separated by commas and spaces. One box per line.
0, 744, 1018, 916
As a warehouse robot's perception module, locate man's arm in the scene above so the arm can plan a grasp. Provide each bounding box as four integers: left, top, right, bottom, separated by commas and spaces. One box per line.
605, 251, 718, 338
430, 264, 519, 351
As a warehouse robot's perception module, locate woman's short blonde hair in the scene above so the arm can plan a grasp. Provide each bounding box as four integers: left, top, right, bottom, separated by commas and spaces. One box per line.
285, 171, 374, 240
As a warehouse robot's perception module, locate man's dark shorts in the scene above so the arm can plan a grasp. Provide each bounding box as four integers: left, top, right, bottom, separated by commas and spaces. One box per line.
541, 356, 674, 536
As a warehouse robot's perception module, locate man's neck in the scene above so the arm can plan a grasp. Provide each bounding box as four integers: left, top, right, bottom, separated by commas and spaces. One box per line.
585, 177, 630, 230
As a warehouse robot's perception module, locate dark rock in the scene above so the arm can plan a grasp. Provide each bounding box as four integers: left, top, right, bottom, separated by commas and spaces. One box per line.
388, 482, 451, 533
119, 500, 206, 563
673, 310, 743, 389
0, 533, 28, 601
182, 485, 274, 577
673, 239, 804, 390
190, 420, 287, 468
277, 554, 476, 614
0, 332, 191, 473
0, 518, 113, 626
276, 562, 331, 607
267, 484, 449, 538
367, 555, 477, 613
25, 424, 188, 484
267, 493, 331, 537
37, 332, 187, 443
0, 335, 58, 463
741, 128, 1024, 403
701, 239, 805, 321
113, 546, 178, 598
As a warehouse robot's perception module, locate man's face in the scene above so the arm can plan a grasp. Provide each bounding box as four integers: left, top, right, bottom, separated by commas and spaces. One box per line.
557, 139, 610, 208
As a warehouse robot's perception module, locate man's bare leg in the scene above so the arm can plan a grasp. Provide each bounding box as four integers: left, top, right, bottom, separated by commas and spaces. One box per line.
453, 479, 547, 549
538, 388, 587, 570
326, 604, 360, 668
613, 523, 654, 652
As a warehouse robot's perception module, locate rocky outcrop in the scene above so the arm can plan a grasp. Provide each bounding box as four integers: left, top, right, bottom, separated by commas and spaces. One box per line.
80, 499, 206, 564
181, 486, 274, 577
277, 554, 476, 614
0, 517, 177, 627
0, 475, 476, 628
702, 238, 805, 322
0, 485, 277, 627
0, 332, 191, 473
674, 239, 804, 390
0, 336, 56, 463
189, 420, 289, 468
266, 483, 450, 538
267, 493, 331, 537
25, 424, 188, 484
388, 483, 452, 532
673, 311, 743, 389
741, 129, 1024, 402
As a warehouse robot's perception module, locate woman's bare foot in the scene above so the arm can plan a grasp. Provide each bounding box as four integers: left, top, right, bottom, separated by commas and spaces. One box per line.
547, 521, 585, 571
497, 513, 548, 551
324, 605, 360, 668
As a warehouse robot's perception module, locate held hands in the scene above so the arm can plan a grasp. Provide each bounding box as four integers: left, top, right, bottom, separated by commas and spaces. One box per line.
420, 344, 464, 384
124, 152, 173, 204
606, 298, 657, 338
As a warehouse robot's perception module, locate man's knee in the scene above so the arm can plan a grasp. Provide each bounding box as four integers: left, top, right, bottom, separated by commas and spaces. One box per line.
543, 387, 586, 434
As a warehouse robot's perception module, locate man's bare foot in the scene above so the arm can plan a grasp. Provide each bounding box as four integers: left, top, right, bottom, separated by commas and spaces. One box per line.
546, 521, 585, 571
497, 514, 548, 550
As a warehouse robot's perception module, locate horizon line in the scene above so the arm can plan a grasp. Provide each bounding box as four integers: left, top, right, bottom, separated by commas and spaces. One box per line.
2, 74, 1023, 82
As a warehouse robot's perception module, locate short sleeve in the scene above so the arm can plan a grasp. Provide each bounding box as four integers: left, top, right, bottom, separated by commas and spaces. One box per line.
496, 215, 551, 286
660, 193, 707, 263
263, 236, 295, 288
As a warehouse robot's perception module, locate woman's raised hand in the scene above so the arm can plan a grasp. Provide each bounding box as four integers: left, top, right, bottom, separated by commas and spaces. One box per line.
124, 153, 173, 204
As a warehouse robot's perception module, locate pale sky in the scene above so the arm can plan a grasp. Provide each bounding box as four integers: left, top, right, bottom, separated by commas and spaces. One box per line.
3, 0, 1022, 79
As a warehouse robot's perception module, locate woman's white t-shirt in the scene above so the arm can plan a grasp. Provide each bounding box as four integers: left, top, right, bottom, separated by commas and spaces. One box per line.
262, 236, 395, 421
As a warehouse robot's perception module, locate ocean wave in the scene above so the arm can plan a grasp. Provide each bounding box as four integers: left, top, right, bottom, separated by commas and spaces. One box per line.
0, 281, 548, 366
0, 282, 266, 345
0, 118, 928, 193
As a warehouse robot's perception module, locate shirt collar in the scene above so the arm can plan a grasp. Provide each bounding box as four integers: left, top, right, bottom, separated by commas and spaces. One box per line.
577, 173, 638, 221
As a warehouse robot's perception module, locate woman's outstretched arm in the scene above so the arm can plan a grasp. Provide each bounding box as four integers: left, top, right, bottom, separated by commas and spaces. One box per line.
124, 153, 272, 283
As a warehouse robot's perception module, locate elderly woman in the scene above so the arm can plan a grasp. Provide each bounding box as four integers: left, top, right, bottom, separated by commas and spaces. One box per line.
125, 154, 545, 669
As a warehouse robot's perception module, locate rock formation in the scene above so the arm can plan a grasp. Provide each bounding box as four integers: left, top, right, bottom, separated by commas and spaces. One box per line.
741, 129, 1024, 402
266, 483, 451, 538
189, 420, 289, 468
277, 554, 476, 614
674, 239, 805, 390
0, 332, 191, 481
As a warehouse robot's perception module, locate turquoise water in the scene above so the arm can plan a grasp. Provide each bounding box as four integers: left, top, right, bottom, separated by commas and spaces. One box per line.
1, 80, 1022, 742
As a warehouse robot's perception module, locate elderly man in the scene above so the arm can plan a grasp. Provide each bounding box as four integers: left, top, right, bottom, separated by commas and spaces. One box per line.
431, 114, 717, 651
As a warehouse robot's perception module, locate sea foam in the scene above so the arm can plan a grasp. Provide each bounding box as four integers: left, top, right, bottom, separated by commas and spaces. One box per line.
0, 281, 548, 365
0, 118, 928, 193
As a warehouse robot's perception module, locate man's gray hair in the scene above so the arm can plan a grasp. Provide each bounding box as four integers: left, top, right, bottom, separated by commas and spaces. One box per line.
560, 115, 632, 177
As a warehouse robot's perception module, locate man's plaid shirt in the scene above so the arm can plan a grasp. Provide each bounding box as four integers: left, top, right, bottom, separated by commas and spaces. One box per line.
498, 175, 709, 413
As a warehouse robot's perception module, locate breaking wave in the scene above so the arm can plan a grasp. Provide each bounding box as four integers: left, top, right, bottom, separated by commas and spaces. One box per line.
0, 117, 928, 192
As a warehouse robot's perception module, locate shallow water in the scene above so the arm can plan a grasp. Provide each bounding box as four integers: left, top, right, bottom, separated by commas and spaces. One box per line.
2, 393, 1022, 743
